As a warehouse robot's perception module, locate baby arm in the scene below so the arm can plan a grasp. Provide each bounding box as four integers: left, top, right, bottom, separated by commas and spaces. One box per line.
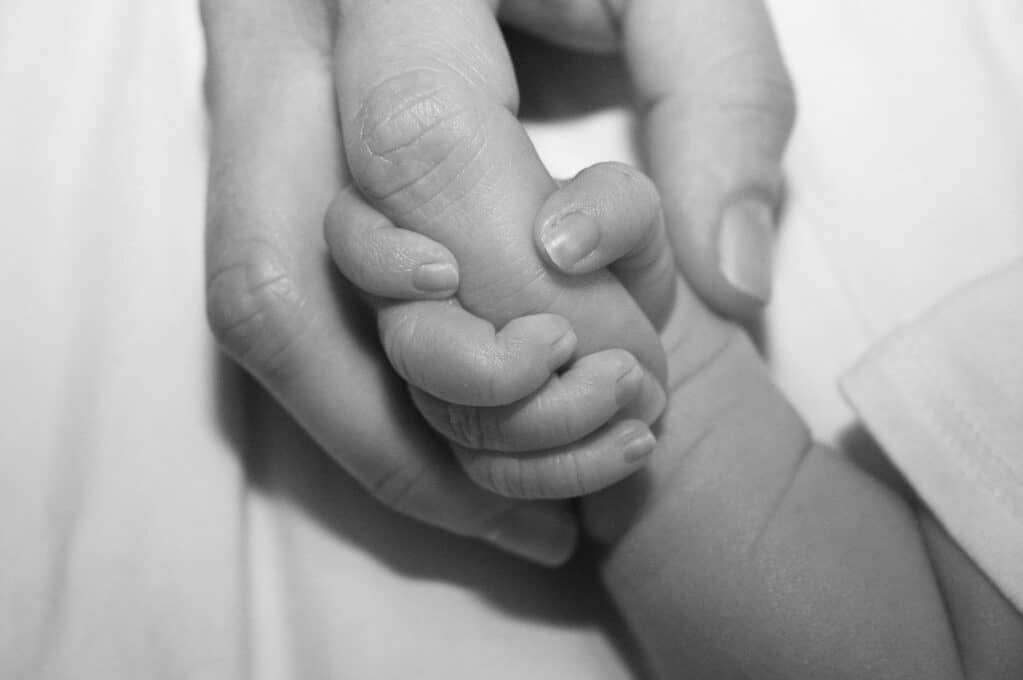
350, 159, 1023, 673
577, 276, 1023, 678
329, 142, 1023, 677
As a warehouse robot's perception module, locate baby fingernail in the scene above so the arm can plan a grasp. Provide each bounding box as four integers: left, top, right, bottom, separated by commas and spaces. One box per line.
542, 212, 601, 271
621, 425, 656, 464
412, 262, 459, 293
717, 199, 775, 304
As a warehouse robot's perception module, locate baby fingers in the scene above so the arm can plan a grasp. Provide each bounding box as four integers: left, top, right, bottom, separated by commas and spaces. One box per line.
410, 348, 666, 453
325, 186, 459, 299
537, 162, 677, 328
377, 299, 577, 407
453, 419, 658, 500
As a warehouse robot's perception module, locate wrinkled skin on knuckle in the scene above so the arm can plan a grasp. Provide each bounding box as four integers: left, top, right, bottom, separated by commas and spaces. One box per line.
347, 69, 488, 215
696, 46, 797, 138
729, 66, 797, 144
206, 240, 307, 377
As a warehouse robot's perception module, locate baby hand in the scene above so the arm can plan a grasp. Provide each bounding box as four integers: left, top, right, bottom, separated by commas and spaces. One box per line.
326, 163, 674, 499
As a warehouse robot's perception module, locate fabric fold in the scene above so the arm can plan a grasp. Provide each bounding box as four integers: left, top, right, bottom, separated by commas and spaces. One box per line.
843, 261, 1023, 612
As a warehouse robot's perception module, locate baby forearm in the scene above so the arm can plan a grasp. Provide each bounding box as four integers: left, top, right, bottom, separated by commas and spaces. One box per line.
587, 324, 991, 678
605, 447, 962, 678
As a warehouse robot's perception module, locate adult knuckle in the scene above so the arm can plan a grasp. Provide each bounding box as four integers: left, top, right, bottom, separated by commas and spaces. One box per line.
736, 65, 797, 136
349, 69, 487, 214
699, 46, 797, 132
206, 239, 306, 376
612, 161, 655, 192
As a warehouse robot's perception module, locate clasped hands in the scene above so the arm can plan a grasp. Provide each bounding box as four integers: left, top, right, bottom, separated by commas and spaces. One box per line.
202, 0, 794, 565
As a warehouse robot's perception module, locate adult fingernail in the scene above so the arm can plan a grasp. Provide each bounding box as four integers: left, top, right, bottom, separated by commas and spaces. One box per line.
717, 199, 775, 304
614, 357, 644, 408
621, 423, 657, 464
412, 262, 459, 294
541, 212, 601, 271
483, 504, 579, 567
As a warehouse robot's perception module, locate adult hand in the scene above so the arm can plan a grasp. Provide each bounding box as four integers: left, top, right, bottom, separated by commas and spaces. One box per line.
202, 0, 793, 565
202, 0, 579, 566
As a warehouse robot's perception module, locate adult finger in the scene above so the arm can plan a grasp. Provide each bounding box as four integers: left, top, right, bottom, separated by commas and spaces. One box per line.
202, 0, 577, 566
334, 0, 667, 385
454, 419, 657, 500
536, 162, 676, 328
325, 185, 459, 299
410, 348, 666, 452
376, 299, 576, 407
623, 0, 796, 318
498, 0, 621, 53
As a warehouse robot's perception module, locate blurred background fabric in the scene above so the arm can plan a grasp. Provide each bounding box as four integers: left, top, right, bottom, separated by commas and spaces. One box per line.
1, 1, 1021, 678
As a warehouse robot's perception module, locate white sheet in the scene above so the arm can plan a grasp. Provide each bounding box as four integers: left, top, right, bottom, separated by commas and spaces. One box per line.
2, 1, 1021, 677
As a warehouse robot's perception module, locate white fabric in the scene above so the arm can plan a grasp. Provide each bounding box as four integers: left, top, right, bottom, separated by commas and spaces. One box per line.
843, 261, 1023, 613
2, 0, 1021, 678
773, 1, 1023, 609
766, 0, 1023, 443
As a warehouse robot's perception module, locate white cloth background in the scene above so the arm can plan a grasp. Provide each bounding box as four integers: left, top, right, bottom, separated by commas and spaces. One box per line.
2, 1, 1021, 678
